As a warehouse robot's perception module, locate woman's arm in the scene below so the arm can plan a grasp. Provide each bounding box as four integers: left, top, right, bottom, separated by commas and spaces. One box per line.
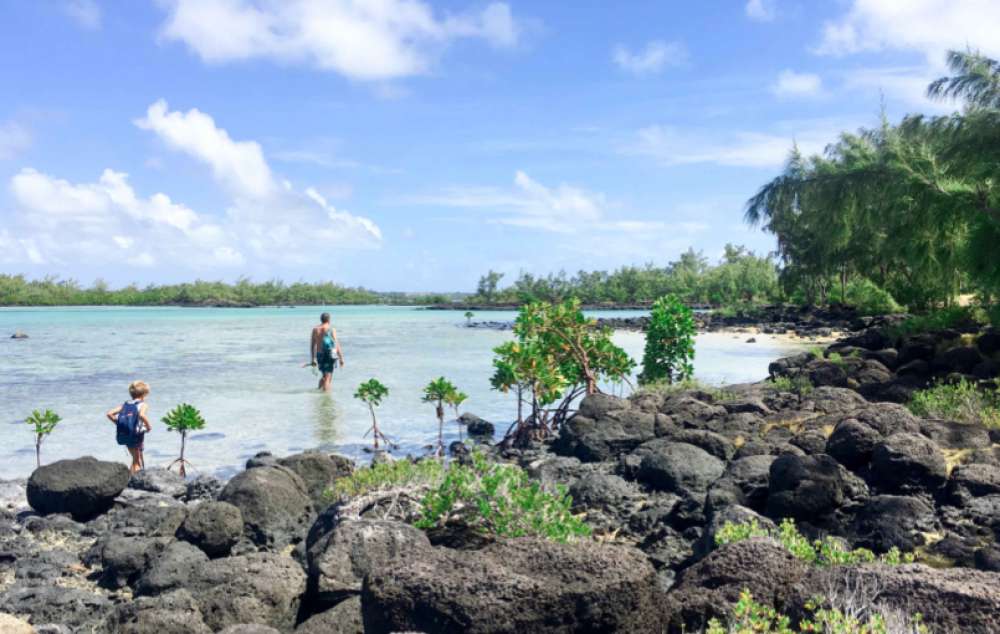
138, 403, 152, 432
106, 405, 122, 423
309, 328, 318, 365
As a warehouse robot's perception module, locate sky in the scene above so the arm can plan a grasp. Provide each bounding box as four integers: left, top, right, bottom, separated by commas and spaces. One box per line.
0, 0, 997, 292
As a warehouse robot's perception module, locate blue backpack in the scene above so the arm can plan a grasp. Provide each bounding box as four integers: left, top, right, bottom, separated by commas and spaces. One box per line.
116, 401, 142, 446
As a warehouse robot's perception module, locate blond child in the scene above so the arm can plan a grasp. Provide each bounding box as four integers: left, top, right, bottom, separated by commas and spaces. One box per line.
106, 381, 152, 474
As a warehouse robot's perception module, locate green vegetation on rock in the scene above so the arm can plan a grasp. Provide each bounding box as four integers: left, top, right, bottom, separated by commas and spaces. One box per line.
715, 518, 913, 567
328, 458, 445, 500
414, 451, 591, 543
908, 378, 1000, 428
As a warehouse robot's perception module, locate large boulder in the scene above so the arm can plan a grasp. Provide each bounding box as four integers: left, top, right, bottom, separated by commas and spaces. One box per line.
307, 519, 430, 611
295, 596, 363, 634
128, 468, 187, 498
219, 466, 314, 549
663, 539, 810, 633
138, 548, 306, 632
706, 455, 774, 514
459, 413, 495, 438
362, 538, 663, 634
177, 501, 243, 558
849, 495, 938, 552
932, 346, 984, 374
870, 433, 947, 493
26, 457, 129, 520
554, 409, 658, 463
636, 441, 725, 496
109, 588, 212, 634
826, 420, 881, 471
766, 453, 846, 520
277, 452, 353, 509
791, 564, 1000, 633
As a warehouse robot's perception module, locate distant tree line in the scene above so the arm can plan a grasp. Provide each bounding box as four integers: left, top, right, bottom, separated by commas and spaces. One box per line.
473, 244, 781, 307
745, 49, 1000, 321
0, 275, 453, 307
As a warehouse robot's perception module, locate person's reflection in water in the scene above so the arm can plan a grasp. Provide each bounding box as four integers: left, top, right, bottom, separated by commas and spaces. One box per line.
312, 390, 341, 446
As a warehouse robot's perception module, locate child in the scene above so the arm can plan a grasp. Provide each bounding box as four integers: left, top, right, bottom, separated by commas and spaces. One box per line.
106, 381, 152, 474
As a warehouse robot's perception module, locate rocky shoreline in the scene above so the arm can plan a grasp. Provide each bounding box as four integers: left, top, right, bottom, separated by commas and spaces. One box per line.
2, 320, 1000, 632
467, 304, 869, 340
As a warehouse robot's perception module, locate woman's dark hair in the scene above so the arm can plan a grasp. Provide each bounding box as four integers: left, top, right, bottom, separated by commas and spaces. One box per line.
320, 312, 331, 323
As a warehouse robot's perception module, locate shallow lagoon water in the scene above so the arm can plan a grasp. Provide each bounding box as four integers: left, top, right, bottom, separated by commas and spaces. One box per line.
0, 306, 805, 479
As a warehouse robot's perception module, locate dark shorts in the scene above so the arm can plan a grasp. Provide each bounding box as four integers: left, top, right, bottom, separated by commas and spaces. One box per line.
121, 433, 144, 450
317, 352, 337, 375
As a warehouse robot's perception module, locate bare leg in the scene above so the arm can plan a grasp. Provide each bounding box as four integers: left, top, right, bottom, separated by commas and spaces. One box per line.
127, 447, 141, 474
322, 372, 333, 392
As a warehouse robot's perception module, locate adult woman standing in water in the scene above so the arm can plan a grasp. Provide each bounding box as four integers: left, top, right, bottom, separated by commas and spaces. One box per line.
310, 312, 345, 391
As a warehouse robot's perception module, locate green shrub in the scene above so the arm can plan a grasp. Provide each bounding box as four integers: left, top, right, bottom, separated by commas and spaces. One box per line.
770, 375, 814, 396
328, 458, 445, 500
908, 378, 1000, 428
715, 518, 913, 567
844, 278, 902, 316
639, 294, 696, 385
414, 451, 591, 543
886, 306, 981, 339
706, 589, 927, 634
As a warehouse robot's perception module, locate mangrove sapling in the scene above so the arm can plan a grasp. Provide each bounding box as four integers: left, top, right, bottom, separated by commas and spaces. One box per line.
25, 409, 61, 468
355, 378, 391, 451
423, 377, 458, 456
464, 311, 474, 324
444, 388, 468, 440
161, 403, 206, 477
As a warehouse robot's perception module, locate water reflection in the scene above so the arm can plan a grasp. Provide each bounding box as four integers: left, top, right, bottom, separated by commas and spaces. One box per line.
312, 391, 341, 445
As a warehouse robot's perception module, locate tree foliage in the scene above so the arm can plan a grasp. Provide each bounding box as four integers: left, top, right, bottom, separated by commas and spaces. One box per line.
471, 246, 779, 307
422, 377, 460, 456
491, 299, 635, 444
745, 49, 1000, 316
639, 295, 696, 385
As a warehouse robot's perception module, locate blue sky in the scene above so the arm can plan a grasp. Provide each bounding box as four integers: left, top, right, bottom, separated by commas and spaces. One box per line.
0, 0, 995, 292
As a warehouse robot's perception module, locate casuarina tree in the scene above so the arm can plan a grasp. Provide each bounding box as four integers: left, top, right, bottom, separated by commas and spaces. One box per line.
161, 403, 206, 477
25, 409, 61, 468
355, 378, 391, 451
639, 294, 696, 385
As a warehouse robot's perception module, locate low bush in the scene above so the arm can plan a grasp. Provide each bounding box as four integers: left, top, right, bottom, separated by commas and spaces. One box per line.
886, 306, 981, 339
908, 378, 1000, 428
715, 518, 913, 567
844, 278, 902, 316
771, 375, 814, 396
706, 589, 927, 634
414, 451, 591, 543
327, 458, 445, 500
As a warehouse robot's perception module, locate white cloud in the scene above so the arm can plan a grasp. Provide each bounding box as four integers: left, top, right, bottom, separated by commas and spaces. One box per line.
63, 0, 101, 30
771, 70, 823, 98
2, 102, 384, 273
135, 99, 274, 198
815, 0, 1000, 62
840, 65, 952, 112
612, 40, 687, 75
0, 121, 31, 160
625, 121, 847, 169
745, 0, 777, 22
157, 0, 523, 81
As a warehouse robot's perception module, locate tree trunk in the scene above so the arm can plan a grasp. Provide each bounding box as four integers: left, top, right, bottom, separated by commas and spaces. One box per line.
35, 437, 41, 469
179, 432, 187, 477
369, 404, 379, 450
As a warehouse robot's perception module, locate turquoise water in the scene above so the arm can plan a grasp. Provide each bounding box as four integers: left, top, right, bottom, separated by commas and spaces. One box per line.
0, 306, 803, 479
